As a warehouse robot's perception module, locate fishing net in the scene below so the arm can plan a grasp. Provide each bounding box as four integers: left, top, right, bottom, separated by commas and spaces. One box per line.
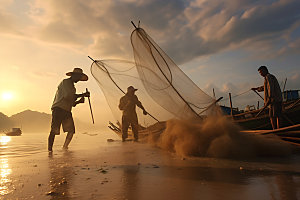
91, 59, 174, 127
91, 26, 217, 127
131, 28, 215, 119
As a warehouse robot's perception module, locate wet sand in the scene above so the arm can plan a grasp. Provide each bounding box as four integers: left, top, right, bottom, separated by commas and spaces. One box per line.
2, 133, 300, 200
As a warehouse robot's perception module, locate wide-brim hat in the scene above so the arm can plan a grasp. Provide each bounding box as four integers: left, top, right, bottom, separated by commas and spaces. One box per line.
66, 68, 88, 81
127, 86, 138, 92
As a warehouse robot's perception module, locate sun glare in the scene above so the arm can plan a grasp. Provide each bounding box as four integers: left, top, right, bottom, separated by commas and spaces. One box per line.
1, 92, 13, 101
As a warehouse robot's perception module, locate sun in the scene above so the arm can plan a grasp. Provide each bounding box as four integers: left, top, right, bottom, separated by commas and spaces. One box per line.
1, 92, 14, 101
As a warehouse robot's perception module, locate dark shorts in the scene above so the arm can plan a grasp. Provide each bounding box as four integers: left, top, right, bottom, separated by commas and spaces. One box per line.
50, 107, 75, 135
269, 102, 282, 118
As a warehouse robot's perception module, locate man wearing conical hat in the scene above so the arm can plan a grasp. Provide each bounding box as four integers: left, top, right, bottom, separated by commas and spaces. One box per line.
119, 86, 147, 142
48, 68, 90, 152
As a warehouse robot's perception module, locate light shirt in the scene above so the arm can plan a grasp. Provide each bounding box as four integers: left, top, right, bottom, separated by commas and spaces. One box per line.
51, 78, 76, 112
257, 73, 282, 105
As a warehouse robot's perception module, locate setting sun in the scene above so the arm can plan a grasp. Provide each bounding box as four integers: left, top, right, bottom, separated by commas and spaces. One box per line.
1, 92, 13, 101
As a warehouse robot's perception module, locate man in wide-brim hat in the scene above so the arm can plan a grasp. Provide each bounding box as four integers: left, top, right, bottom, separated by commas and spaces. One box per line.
48, 68, 89, 152
119, 86, 148, 142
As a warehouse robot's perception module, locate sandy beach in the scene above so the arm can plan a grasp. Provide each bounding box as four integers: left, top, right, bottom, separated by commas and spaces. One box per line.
0, 130, 300, 200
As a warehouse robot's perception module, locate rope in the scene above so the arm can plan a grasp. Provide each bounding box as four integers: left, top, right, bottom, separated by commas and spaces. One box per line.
220, 89, 252, 102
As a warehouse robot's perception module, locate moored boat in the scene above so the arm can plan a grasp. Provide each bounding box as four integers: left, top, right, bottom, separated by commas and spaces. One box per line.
5, 128, 22, 136
221, 90, 300, 130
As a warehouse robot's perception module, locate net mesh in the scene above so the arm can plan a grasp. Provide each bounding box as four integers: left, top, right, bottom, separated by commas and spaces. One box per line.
91, 27, 217, 127
131, 28, 215, 119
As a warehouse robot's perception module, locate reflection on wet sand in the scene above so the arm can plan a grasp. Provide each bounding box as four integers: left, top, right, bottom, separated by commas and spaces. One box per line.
277, 175, 298, 200
121, 148, 140, 200
0, 136, 12, 196
266, 174, 299, 200
48, 151, 75, 200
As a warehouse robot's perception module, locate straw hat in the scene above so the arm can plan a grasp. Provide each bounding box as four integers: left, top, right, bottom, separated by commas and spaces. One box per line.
66, 68, 88, 81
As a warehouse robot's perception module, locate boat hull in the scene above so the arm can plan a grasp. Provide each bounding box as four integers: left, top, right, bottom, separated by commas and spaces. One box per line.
5, 128, 22, 136
234, 100, 300, 130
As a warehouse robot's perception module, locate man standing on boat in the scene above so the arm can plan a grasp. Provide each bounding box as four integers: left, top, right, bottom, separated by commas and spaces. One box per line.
119, 86, 147, 142
251, 66, 282, 129
48, 68, 90, 152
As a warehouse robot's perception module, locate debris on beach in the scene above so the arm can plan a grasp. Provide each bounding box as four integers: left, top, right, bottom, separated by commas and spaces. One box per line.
101, 178, 109, 184
97, 167, 108, 174
46, 191, 60, 196
82, 132, 98, 136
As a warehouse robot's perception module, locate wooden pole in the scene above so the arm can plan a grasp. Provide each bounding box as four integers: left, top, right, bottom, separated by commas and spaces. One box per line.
86, 88, 94, 124
257, 101, 260, 109
283, 78, 287, 92
131, 21, 137, 29
253, 90, 264, 100
198, 97, 223, 115
229, 93, 233, 116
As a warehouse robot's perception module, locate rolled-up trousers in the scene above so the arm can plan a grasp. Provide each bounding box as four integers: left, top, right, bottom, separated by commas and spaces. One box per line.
122, 113, 138, 140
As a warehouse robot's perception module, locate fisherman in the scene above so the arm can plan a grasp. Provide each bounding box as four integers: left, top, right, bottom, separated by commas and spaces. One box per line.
48, 68, 90, 151
251, 66, 282, 129
119, 86, 147, 142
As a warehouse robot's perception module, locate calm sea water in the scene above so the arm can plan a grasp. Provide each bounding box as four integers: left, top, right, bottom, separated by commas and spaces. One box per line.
0, 130, 119, 158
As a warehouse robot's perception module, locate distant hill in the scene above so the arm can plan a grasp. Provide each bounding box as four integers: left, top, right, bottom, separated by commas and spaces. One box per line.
0, 110, 96, 133
0, 112, 13, 132
10, 110, 51, 133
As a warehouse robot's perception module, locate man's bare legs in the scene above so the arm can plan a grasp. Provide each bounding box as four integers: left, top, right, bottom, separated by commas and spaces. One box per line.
270, 117, 280, 129
276, 117, 280, 129
270, 117, 276, 129
48, 133, 56, 151
63, 132, 74, 149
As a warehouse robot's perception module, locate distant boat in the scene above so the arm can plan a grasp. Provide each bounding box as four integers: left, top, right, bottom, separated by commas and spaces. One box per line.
5, 128, 22, 136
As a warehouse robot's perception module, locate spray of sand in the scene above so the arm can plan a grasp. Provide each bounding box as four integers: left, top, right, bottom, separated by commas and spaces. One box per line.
148, 115, 292, 158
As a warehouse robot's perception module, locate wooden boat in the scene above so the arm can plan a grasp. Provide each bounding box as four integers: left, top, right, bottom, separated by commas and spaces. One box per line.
108, 121, 165, 140
234, 99, 300, 130
241, 124, 300, 147
221, 90, 300, 130
108, 120, 300, 148
5, 128, 22, 136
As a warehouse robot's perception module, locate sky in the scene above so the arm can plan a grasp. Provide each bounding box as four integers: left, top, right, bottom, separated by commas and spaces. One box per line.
0, 0, 299, 127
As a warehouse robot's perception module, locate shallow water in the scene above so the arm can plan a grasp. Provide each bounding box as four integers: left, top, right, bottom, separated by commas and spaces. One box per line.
0, 131, 118, 158
0, 131, 300, 199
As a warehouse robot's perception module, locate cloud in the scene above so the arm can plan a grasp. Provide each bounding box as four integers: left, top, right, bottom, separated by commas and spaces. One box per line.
1, 0, 300, 65
166, 0, 300, 63
29, 71, 58, 79
0, 7, 22, 35
287, 71, 300, 90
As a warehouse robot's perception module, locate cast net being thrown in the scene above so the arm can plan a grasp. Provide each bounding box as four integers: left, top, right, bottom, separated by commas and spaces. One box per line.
91, 26, 217, 127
